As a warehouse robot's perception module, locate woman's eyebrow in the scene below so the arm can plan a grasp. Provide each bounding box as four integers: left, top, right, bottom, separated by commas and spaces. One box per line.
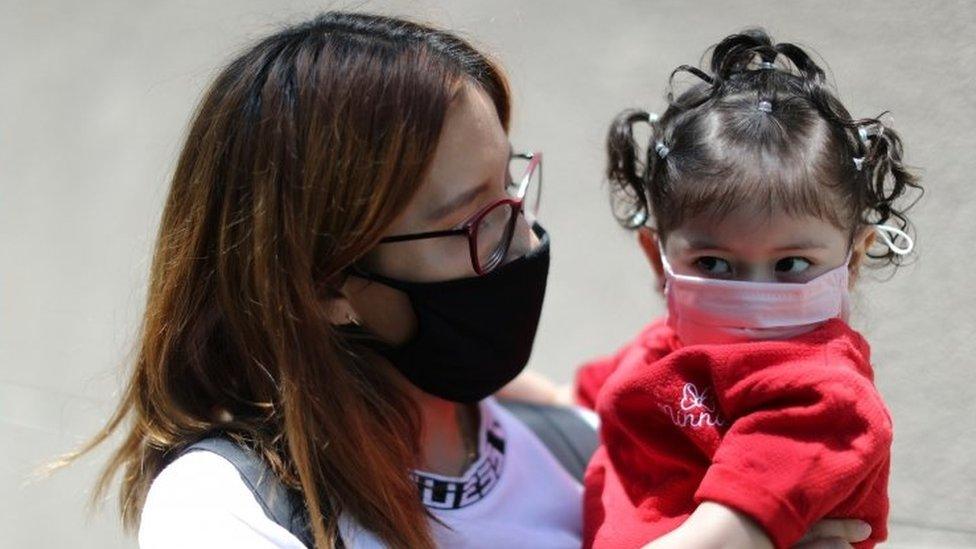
426, 180, 494, 222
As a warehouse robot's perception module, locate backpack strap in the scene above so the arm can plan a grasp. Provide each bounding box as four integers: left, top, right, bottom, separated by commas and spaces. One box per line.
498, 400, 599, 483
177, 437, 314, 547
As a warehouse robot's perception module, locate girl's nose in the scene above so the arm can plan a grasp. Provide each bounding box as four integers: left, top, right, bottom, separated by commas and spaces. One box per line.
738, 263, 777, 283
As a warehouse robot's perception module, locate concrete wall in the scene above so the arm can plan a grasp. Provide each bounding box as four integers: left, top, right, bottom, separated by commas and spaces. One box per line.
2, 1, 973, 547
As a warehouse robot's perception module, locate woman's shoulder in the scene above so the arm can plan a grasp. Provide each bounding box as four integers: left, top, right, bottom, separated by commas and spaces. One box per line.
139, 449, 306, 548
486, 397, 599, 484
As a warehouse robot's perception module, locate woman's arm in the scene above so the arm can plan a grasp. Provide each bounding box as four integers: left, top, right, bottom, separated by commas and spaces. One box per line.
499, 318, 676, 408
642, 502, 871, 549
496, 369, 574, 405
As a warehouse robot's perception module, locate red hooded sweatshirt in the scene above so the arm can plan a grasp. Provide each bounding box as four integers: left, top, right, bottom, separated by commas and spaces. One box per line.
575, 317, 891, 549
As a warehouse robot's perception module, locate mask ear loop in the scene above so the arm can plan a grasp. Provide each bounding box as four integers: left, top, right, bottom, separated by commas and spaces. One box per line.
842, 246, 854, 266
874, 224, 914, 256
654, 233, 676, 276
654, 234, 678, 296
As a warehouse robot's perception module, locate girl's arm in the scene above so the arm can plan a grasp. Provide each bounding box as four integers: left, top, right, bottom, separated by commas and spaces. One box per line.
643, 502, 872, 549
643, 502, 772, 549
691, 331, 891, 547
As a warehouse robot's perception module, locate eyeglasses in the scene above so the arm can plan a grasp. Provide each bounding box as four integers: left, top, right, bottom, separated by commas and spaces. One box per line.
377, 151, 543, 276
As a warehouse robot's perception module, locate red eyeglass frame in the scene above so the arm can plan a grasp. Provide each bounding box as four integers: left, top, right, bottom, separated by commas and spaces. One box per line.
377, 151, 542, 276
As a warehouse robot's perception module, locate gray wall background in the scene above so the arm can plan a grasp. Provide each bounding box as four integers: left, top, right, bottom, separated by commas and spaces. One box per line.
2, 1, 973, 547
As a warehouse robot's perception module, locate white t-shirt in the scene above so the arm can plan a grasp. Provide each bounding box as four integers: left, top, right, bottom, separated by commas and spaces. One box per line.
139, 397, 586, 548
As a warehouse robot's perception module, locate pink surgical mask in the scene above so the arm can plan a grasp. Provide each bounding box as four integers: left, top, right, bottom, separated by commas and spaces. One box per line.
660, 224, 912, 346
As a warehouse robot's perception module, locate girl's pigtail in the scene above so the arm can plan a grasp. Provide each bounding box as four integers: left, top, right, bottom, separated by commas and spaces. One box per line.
773, 41, 826, 84
607, 108, 654, 229
710, 28, 774, 82
859, 121, 923, 264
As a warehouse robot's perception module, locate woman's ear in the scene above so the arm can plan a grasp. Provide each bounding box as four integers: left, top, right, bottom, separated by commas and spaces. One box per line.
323, 281, 361, 326
333, 274, 418, 345
848, 226, 877, 287
637, 227, 666, 294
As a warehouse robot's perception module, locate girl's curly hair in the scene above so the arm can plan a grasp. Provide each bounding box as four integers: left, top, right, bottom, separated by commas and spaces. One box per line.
607, 28, 922, 267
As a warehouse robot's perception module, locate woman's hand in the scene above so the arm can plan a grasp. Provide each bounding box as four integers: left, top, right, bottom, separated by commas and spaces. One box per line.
642, 502, 871, 549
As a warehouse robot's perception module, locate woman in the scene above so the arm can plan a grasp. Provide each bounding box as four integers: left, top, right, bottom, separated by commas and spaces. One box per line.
54, 12, 870, 548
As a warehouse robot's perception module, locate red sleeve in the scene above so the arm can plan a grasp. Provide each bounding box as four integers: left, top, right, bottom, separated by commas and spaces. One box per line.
693, 327, 892, 549
574, 318, 675, 410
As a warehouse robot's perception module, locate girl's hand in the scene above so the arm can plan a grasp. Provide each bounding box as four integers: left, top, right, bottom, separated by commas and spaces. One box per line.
642, 502, 871, 549
794, 519, 873, 548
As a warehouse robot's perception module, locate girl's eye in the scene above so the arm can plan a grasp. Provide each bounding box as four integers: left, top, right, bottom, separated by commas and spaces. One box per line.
775, 257, 812, 274
694, 257, 732, 276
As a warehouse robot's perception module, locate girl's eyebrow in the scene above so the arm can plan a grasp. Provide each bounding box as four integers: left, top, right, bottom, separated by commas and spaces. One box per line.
683, 238, 829, 252
685, 238, 727, 251
773, 240, 829, 251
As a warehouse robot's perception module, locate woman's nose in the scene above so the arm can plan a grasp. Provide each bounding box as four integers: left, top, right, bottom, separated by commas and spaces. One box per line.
503, 213, 539, 263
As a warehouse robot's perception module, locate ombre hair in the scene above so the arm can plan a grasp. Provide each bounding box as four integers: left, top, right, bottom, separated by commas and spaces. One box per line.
49, 12, 510, 548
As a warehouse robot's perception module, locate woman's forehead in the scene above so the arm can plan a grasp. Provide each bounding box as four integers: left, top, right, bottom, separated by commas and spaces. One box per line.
393, 82, 510, 230
426, 83, 509, 193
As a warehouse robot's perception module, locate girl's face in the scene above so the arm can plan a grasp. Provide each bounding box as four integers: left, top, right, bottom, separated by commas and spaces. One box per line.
640, 205, 875, 287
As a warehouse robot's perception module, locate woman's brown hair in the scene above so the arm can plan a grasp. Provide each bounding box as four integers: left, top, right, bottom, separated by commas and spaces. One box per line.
47, 11, 511, 548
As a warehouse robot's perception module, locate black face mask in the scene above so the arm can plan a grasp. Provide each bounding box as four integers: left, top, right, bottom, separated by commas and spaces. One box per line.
346, 224, 551, 403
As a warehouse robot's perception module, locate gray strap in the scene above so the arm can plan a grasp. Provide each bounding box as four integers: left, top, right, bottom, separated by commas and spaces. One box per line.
172, 403, 598, 546
498, 400, 599, 482
178, 436, 313, 547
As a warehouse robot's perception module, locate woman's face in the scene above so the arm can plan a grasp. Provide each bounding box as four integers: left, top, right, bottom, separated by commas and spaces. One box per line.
338, 81, 538, 344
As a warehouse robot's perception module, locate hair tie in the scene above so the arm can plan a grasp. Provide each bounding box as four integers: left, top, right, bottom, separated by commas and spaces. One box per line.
654, 141, 670, 159
630, 209, 648, 227
758, 61, 776, 70
853, 123, 884, 171
857, 123, 884, 145
758, 100, 773, 113
874, 224, 914, 256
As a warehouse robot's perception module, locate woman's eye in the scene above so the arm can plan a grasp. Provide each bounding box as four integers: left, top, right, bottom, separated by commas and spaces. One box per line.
775, 257, 812, 274
504, 174, 518, 195
694, 257, 732, 276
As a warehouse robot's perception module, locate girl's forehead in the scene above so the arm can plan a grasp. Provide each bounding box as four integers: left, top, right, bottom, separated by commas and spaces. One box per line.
666, 207, 849, 254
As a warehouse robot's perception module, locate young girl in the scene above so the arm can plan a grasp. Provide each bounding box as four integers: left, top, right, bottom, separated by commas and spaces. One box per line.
574, 29, 922, 548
